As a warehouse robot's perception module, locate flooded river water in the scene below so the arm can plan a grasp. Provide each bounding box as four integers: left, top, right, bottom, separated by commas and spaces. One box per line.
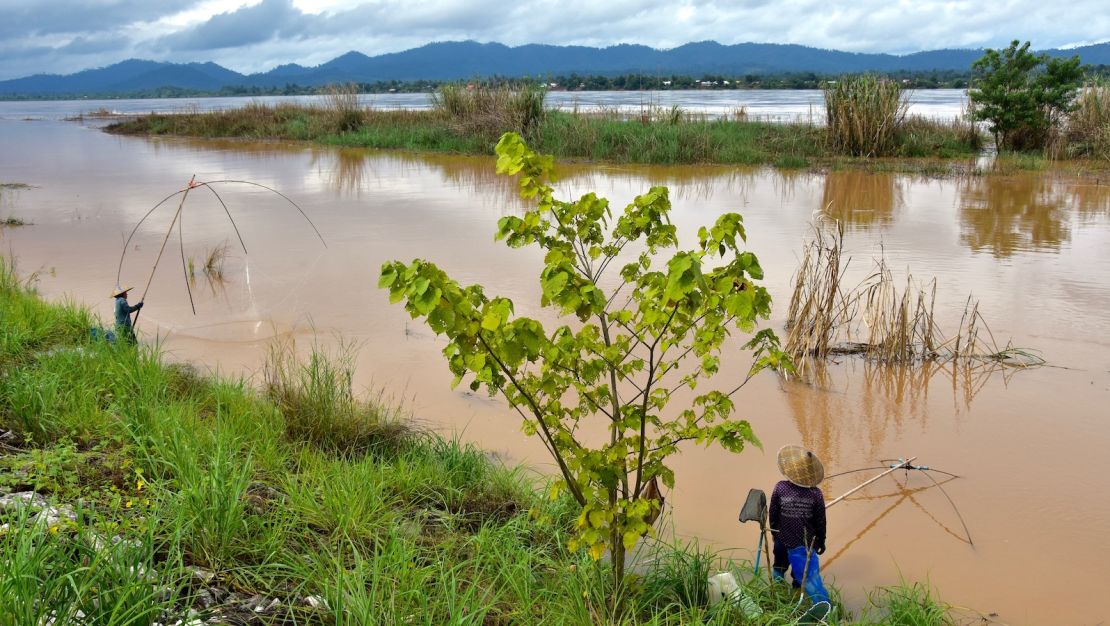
2, 115, 1109, 625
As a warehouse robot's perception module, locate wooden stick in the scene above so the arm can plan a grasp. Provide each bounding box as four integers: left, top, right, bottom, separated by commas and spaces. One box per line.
761, 525, 773, 584
134, 175, 196, 329
826, 456, 917, 508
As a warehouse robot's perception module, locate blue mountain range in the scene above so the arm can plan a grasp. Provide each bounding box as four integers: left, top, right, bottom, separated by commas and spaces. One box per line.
2, 40, 1107, 96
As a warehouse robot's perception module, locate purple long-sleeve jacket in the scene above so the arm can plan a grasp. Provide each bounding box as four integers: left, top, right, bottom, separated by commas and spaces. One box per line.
769, 480, 826, 550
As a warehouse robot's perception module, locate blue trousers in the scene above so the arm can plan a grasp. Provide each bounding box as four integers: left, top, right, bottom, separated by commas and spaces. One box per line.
772, 543, 830, 605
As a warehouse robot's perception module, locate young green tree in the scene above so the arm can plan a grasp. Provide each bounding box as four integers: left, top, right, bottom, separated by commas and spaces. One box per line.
969, 40, 1084, 151
379, 133, 788, 601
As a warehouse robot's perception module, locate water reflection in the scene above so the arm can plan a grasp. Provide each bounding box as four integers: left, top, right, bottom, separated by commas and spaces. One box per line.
300, 141, 780, 206
824, 473, 969, 568
784, 359, 1015, 467
1068, 180, 1110, 219
312, 147, 373, 196
958, 175, 1070, 256
821, 171, 903, 229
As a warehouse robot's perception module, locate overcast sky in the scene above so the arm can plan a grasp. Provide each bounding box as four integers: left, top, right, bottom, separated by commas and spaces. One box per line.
2, 0, 1108, 80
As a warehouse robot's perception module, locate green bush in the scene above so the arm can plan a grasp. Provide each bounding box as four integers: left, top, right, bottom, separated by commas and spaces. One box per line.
969, 40, 1084, 152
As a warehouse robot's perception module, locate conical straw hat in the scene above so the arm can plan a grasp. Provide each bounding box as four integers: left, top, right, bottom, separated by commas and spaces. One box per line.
111, 285, 133, 298
777, 445, 824, 488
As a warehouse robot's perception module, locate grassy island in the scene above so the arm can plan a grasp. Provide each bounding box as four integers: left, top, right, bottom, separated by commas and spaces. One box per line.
106, 81, 985, 168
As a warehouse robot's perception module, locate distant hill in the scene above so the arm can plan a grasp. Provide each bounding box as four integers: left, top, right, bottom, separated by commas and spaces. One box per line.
2, 40, 1108, 97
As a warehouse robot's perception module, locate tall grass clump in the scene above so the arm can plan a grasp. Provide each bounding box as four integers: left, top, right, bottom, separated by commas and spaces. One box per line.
0, 258, 93, 371
321, 82, 365, 132
262, 338, 410, 455
1061, 79, 1110, 160
825, 75, 908, 157
896, 115, 983, 158
855, 581, 953, 625
432, 82, 547, 140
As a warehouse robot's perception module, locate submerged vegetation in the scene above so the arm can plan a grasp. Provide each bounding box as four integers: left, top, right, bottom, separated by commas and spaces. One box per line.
784, 222, 1043, 370
1, 183, 33, 228
106, 78, 985, 167
0, 251, 967, 623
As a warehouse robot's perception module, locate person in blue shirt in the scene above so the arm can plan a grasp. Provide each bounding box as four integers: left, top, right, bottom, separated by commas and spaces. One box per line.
112, 286, 143, 343
770, 445, 831, 608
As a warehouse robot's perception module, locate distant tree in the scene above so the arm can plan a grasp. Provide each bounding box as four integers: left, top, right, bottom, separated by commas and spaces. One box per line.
969, 40, 1085, 151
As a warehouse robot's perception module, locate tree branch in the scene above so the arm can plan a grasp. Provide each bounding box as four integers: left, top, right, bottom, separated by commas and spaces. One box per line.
598, 311, 629, 496
477, 331, 586, 505
633, 343, 655, 499
548, 360, 616, 421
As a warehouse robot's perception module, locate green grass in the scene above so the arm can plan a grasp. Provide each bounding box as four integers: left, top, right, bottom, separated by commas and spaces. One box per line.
0, 258, 957, 625
106, 100, 983, 167
854, 581, 954, 625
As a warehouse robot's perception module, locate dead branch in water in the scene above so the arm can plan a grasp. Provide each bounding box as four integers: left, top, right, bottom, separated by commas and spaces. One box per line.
784, 221, 1044, 370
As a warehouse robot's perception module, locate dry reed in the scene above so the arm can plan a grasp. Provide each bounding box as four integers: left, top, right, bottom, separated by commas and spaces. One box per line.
431, 82, 547, 139
320, 82, 365, 132
784, 220, 852, 363
785, 221, 1042, 369
202, 241, 230, 282
1061, 79, 1110, 160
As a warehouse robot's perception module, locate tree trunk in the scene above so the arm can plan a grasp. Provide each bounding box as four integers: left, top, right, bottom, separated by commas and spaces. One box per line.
610, 520, 626, 618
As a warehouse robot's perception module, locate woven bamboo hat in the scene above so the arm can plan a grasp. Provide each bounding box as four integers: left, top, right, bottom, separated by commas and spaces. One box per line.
111, 286, 133, 298
777, 445, 824, 488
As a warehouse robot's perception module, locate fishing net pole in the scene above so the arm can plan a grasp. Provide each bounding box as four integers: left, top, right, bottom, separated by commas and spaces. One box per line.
118, 176, 328, 330
132, 176, 198, 328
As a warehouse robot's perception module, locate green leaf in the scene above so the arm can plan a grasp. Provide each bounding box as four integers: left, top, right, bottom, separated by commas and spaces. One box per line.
623, 530, 640, 550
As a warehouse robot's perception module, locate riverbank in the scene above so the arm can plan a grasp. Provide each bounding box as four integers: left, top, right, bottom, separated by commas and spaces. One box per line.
105, 102, 984, 168
0, 258, 964, 624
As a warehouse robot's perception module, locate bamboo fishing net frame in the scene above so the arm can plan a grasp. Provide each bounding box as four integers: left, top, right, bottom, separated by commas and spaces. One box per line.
117, 176, 327, 330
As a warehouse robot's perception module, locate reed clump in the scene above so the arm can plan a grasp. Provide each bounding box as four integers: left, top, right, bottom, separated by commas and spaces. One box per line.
320, 82, 364, 132
897, 115, 983, 157
784, 221, 1042, 369
1061, 79, 1110, 160
262, 338, 410, 456
201, 241, 230, 281
825, 75, 908, 157
432, 82, 547, 140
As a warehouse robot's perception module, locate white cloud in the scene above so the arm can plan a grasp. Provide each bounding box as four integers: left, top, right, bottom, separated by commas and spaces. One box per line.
1, 0, 1108, 79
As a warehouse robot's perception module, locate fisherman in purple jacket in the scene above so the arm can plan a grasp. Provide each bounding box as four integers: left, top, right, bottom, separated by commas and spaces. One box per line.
769, 444, 831, 606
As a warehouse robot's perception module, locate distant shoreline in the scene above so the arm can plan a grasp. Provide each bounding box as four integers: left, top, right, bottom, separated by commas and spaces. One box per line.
0, 70, 976, 102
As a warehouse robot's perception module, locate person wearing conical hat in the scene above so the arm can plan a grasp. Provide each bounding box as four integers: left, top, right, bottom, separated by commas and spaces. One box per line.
112, 286, 144, 343
769, 444, 831, 607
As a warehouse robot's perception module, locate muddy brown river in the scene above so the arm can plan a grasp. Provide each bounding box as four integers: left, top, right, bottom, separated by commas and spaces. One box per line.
2, 118, 1109, 625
